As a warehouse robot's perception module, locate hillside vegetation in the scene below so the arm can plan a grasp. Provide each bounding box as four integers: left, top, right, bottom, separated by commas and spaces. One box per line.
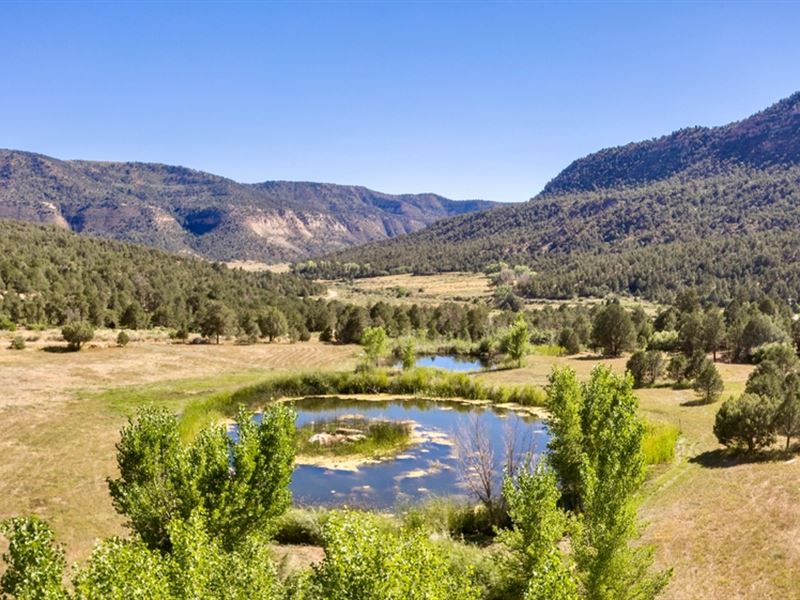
0, 219, 321, 329
305, 92, 800, 303
0, 150, 497, 263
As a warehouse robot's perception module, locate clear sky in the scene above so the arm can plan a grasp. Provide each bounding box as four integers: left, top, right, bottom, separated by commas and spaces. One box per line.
1, 1, 799, 202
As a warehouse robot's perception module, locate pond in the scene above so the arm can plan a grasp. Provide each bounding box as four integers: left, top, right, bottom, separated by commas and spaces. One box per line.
398, 354, 490, 372
247, 397, 549, 509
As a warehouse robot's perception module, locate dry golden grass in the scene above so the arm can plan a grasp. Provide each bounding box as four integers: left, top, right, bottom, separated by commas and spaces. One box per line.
321, 271, 492, 306
0, 337, 357, 561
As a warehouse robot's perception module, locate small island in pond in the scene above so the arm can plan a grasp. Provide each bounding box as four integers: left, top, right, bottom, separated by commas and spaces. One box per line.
296, 415, 414, 465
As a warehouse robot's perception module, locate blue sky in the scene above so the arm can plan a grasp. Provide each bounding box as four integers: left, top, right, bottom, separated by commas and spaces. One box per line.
1, 1, 799, 202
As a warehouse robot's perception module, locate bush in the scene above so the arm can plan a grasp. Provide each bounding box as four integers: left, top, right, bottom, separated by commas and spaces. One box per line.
61, 321, 94, 351
0, 315, 15, 332
714, 393, 779, 452
401, 498, 492, 539
273, 508, 328, 546
8, 336, 25, 350
626, 350, 664, 388
309, 511, 481, 599
116, 330, 130, 347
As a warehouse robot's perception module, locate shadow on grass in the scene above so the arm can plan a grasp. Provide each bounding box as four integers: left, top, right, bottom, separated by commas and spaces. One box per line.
679, 398, 711, 407
40, 345, 75, 353
690, 448, 797, 469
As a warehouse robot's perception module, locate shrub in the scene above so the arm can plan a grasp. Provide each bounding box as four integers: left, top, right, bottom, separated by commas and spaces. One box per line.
116, 330, 130, 347
8, 336, 25, 350
309, 511, 481, 599
714, 393, 779, 452
626, 350, 665, 388
0, 315, 15, 332
273, 508, 329, 546
61, 321, 94, 351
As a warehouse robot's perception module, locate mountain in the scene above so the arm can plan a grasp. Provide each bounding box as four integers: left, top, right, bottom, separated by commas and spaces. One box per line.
308, 92, 800, 302
0, 150, 498, 263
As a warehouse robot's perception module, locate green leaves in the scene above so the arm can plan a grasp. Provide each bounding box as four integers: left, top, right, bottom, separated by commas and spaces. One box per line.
0, 517, 66, 600
108, 404, 295, 552
542, 366, 670, 600
310, 511, 480, 600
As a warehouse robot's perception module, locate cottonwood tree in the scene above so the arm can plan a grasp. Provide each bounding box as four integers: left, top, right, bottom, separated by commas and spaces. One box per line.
499, 466, 578, 600
546, 367, 671, 598
108, 404, 295, 551
505, 315, 530, 367
360, 326, 388, 367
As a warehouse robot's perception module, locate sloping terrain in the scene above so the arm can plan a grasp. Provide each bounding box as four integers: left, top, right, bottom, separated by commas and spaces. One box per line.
0, 150, 497, 262
314, 92, 800, 301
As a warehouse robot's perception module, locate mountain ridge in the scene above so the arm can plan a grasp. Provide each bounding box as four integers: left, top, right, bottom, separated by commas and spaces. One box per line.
0, 149, 499, 263
308, 91, 800, 302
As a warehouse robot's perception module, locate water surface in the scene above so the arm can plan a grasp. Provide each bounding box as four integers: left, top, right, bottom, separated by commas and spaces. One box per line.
258, 397, 548, 509
399, 354, 490, 372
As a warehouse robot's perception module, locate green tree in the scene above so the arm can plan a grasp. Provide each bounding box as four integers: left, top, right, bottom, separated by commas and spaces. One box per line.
558, 327, 581, 355
336, 306, 370, 344
702, 309, 726, 362
108, 404, 295, 552
257, 307, 288, 342
62, 321, 95, 351
693, 359, 724, 404
360, 326, 388, 367
0, 517, 66, 600
591, 302, 636, 357
120, 301, 148, 330
400, 339, 416, 370
505, 316, 530, 367
666, 354, 688, 385
499, 466, 578, 600
572, 367, 671, 599
197, 301, 235, 344
714, 393, 778, 452
546, 368, 585, 510
774, 377, 800, 451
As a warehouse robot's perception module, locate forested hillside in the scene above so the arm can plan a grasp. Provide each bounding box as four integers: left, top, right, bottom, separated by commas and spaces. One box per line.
0, 150, 497, 263
0, 219, 322, 330
303, 92, 800, 303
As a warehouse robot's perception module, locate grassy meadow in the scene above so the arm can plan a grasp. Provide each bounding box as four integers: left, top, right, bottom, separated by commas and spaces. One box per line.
1, 317, 799, 599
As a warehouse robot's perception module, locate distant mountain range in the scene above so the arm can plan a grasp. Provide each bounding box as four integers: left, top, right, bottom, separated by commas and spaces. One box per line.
316, 92, 800, 302
0, 150, 498, 262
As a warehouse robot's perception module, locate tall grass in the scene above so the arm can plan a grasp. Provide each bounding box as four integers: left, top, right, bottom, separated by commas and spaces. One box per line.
642, 420, 681, 465
179, 367, 546, 434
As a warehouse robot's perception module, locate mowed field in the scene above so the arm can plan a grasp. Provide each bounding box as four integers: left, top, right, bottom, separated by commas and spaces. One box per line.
1, 330, 799, 599
0, 332, 358, 560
